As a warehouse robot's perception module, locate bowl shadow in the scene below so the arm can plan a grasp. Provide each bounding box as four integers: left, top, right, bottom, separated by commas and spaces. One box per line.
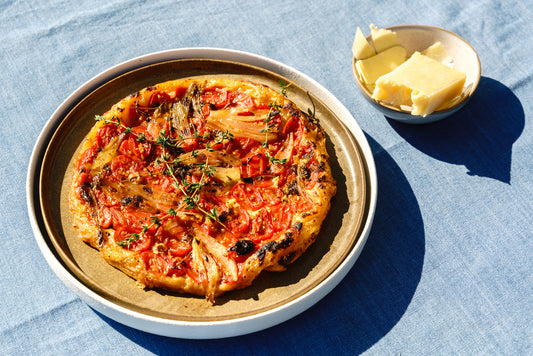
99, 133, 425, 355
387, 77, 525, 184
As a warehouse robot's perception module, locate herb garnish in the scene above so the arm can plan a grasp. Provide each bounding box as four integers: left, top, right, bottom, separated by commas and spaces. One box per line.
261, 80, 295, 165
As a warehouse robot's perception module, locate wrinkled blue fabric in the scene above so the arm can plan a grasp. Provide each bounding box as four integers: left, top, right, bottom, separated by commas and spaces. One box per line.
1, 0, 531, 354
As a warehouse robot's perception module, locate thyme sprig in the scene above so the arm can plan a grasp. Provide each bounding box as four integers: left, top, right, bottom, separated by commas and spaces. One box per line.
261, 80, 296, 165
159, 151, 227, 229
117, 233, 139, 248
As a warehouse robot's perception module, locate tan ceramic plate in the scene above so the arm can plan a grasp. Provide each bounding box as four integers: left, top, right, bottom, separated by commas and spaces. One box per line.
27, 48, 377, 338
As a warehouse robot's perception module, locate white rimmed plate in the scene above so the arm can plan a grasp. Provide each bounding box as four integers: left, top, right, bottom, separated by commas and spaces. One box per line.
27, 48, 377, 339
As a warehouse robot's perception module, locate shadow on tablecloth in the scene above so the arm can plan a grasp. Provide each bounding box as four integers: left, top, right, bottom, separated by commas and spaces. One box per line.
389, 77, 525, 185
97, 133, 425, 355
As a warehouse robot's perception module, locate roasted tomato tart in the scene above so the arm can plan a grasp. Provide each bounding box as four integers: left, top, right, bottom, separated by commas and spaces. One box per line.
69, 78, 336, 302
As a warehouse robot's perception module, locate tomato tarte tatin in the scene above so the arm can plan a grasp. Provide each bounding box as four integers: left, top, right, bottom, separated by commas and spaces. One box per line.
69, 78, 336, 302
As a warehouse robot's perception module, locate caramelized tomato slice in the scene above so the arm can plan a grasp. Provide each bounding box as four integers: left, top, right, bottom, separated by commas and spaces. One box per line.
123, 208, 155, 230
229, 91, 254, 108
167, 239, 192, 257
283, 116, 304, 148
226, 205, 251, 234
95, 124, 120, 148
260, 187, 282, 206
118, 136, 152, 160
241, 152, 268, 178
231, 183, 264, 211
229, 137, 260, 159
249, 208, 273, 242
148, 91, 172, 107
109, 154, 142, 179
270, 203, 292, 232
100, 206, 127, 229
99, 207, 113, 229
282, 116, 302, 135
201, 87, 229, 109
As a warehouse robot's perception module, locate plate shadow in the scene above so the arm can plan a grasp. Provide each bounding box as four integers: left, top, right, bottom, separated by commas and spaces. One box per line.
388, 77, 524, 184
100, 133, 425, 355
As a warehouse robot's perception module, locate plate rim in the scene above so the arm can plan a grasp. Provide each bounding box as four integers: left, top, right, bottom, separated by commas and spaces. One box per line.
26, 47, 378, 339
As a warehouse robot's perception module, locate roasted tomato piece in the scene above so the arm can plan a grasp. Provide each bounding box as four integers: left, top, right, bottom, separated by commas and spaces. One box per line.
269, 203, 292, 232
201, 87, 229, 109
100, 206, 127, 229
229, 91, 254, 108
249, 208, 273, 242
231, 183, 264, 211
225, 204, 251, 233
148, 91, 172, 107
118, 136, 152, 160
167, 239, 192, 257
282, 115, 302, 135
109, 154, 143, 180
122, 207, 155, 231
95, 124, 120, 148
260, 187, 282, 206
241, 152, 268, 178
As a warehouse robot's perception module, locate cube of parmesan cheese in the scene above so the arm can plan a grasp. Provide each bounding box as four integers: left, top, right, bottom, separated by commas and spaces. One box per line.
372, 52, 467, 117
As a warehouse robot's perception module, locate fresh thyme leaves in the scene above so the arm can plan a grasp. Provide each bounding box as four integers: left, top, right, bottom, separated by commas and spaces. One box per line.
167, 207, 177, 216
205, 207, 219, 221
268, 156, 288, 165
261, 80, 294, 165
259, 122, 276, 134
150, 216, 162, 226
197, 161, 215, 177
183, 194, 200, 209
205, 142, 215, 152
279, 80, 290, 97
136, 133, 147, 142
117, 233, 139, 248
220, 130, 234, 141
156, 130, 178, 149
94, 114, 110, 123
157, 148, 227, 228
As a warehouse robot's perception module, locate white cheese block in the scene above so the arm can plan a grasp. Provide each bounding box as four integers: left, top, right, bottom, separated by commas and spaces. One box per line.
372, 52, 467, 116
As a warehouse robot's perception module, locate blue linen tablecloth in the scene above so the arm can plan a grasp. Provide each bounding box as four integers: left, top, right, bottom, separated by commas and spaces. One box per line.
1, 0, 532, 354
